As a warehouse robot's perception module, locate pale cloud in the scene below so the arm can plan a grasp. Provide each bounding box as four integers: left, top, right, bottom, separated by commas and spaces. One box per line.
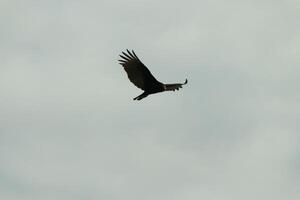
0, 0, 299, 200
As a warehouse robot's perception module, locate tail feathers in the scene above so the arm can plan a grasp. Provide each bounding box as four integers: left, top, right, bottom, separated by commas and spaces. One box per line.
164, 79, 188, 91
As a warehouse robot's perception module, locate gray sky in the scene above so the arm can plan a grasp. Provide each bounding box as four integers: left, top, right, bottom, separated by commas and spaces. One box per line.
1, 0, 300, 200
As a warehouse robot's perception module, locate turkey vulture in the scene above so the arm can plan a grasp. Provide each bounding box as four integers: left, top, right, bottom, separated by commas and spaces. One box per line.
119, 49, 188, 100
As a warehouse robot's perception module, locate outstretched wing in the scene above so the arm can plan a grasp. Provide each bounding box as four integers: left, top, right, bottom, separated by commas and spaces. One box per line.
118, 50, 160, 90
164, 79, 188, 91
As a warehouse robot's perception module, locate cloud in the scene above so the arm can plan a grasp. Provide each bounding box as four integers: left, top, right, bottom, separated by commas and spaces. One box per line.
0, 0, 299, 200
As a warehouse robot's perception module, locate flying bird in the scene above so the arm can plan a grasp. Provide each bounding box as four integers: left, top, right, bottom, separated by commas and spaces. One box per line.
119, 49, 188, 100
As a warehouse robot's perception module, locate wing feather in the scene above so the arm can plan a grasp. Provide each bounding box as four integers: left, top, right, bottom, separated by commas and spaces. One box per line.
119, 50, 160, 90
164, 79, 188, 91
119, 55, 130, 61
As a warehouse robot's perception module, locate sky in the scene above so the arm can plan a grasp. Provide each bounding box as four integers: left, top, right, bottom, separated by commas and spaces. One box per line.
0, 0, 300, 199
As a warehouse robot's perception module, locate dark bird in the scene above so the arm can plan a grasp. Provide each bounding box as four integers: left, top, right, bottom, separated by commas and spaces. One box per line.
119, 49, 188, 100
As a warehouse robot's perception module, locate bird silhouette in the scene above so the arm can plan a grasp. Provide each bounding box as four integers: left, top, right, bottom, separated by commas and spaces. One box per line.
119, 49, 188, 100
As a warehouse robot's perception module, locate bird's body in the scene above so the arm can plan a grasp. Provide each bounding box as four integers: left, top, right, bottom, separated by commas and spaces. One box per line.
119, 50, 188, 100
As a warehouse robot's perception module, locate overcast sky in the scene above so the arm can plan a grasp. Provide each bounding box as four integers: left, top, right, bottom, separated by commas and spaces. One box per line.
1, 0, 300, 200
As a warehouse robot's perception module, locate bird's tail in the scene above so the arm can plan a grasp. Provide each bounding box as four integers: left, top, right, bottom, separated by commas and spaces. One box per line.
164, 79, 188, 91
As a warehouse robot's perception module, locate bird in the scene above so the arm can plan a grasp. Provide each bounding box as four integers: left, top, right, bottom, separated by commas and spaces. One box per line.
118, 49, 188, 100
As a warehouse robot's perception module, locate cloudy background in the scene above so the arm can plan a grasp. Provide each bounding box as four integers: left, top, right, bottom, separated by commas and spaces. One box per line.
1, 0, 300, 199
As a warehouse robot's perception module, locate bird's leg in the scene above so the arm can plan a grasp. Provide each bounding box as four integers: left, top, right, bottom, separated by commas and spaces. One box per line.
133, 92, 148, 100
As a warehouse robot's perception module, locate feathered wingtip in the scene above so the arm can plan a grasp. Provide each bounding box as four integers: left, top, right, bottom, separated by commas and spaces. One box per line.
183, 79, 188, 84
164, 79, 188, 91
118, 49, 140, 65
